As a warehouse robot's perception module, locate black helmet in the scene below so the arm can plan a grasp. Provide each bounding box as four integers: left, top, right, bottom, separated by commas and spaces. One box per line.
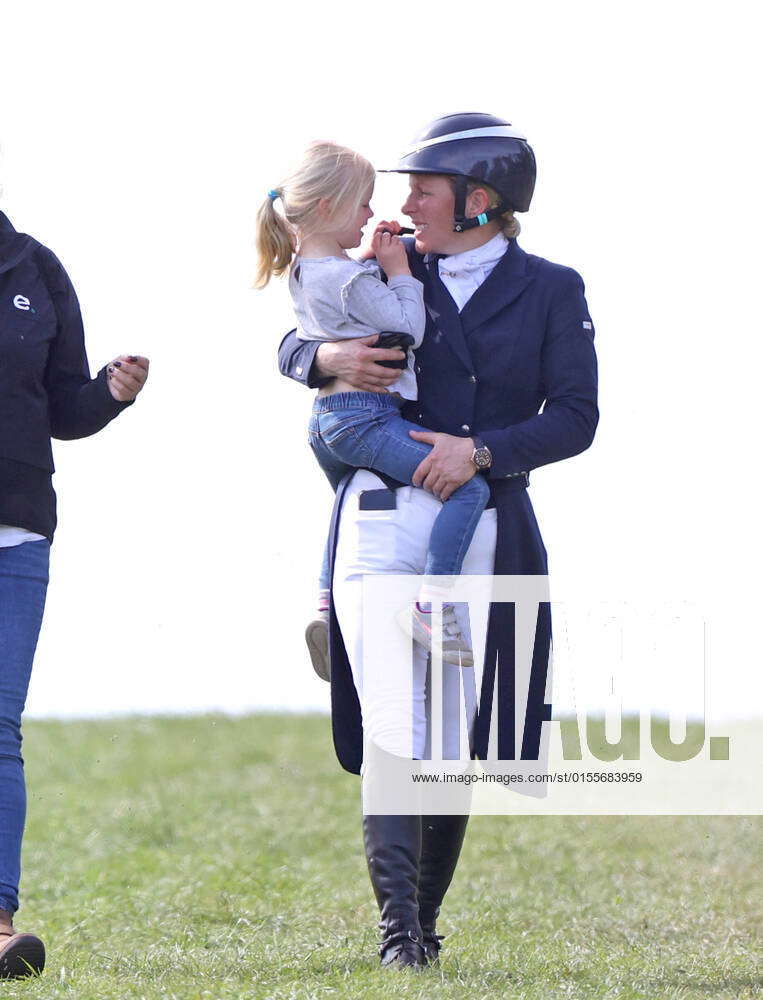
383, 112, 536, 232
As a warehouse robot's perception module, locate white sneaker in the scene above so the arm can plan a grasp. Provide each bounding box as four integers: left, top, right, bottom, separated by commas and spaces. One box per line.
305, 610, 331, 682
396, 603, 474, 667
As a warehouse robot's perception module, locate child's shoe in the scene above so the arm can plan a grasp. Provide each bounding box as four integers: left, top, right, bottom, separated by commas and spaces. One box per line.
397, 603, 474, 667
305, 610, 330, 682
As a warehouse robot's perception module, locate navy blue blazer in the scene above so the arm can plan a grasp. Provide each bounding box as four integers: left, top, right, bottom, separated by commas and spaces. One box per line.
279, 238, 598, 773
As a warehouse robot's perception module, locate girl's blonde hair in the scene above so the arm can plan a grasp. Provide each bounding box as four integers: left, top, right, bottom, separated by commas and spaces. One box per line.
254, 141, 375, 288
447, 177, 522, 239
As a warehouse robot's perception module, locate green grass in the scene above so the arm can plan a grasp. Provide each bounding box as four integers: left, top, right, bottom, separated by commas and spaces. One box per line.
4, 714, 759, 999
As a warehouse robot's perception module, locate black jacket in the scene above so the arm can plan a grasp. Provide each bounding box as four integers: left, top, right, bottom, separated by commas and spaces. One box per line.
0, 211, 132, 540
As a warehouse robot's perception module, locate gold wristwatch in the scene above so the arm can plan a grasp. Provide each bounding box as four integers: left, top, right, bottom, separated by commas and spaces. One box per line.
471, 436, 492, 471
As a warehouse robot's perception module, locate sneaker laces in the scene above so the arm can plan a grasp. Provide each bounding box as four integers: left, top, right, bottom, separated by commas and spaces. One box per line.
441, 604, 463, 640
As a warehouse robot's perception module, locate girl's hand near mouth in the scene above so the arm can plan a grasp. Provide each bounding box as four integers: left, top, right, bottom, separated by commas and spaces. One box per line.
372, 231, 409, 278
359, 219, 403, 259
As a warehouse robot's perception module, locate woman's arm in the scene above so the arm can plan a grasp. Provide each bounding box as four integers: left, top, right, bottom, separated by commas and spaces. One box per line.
278, 329, 405, 393
478, 269, 598, 478
408, 268, 598, 498
277, 330, 330, 388
37, 248, 138, 439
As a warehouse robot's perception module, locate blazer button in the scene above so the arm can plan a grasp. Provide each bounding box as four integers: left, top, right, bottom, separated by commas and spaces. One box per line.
461, 423, 471, 432
415, 364, 421, 374
469, 375, 477, 383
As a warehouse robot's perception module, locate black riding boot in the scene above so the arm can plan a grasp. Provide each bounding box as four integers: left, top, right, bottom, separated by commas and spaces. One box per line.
362, 814, 427, 967
417, 814, 469, 961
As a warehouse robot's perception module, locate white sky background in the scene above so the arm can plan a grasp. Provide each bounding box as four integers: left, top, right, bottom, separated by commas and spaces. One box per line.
1, 1, 760, 723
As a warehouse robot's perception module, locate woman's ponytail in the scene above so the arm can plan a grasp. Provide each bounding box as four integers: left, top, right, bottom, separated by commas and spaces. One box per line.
254, 190, 295, 289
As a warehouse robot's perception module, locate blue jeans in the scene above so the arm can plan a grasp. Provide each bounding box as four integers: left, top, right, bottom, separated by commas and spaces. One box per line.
0, 539, 50, 915
309, 392, 489, 590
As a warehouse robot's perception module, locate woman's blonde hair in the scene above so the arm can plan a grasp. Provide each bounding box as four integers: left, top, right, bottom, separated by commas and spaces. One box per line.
447, 177, 521, 239
254, 141, 375, 288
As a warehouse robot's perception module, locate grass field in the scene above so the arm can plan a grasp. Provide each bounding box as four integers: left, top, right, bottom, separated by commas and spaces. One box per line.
4, 714, 760, 999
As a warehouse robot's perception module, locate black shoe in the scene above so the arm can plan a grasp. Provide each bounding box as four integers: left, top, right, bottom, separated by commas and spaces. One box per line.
379, 929, 427, 968
418, 814, 469, 962
421, 929, 444, 964
363, 814, 427, 968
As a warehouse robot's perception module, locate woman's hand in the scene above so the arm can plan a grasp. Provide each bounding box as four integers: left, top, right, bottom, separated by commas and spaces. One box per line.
372, 231, 409, 278
409, 430, 476, 500
359, 219, 403, 260
315, 336, 405, 392
107, 355, 150, 402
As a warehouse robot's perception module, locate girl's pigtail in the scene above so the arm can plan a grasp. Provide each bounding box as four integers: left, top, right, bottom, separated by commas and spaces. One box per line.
254, 189, 295, 288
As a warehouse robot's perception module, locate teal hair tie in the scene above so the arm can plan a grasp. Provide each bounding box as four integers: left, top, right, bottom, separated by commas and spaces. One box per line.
477, 212, 489, 226
268, 189, 279, 200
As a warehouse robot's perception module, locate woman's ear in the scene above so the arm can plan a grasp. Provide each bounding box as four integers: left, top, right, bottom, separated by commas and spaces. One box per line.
465, 186, 492, 218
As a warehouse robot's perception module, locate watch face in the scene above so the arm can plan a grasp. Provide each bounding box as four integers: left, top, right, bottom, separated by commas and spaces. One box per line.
474, 448, 491, 469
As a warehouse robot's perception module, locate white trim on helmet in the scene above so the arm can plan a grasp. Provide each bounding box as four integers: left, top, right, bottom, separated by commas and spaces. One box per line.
400, 125, 528, 157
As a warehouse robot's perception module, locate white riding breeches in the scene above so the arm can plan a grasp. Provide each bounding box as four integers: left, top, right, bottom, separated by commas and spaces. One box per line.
332, 470, 497, 763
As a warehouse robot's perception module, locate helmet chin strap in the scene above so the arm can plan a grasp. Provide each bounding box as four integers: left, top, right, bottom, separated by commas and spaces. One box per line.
452, 175, 511, 233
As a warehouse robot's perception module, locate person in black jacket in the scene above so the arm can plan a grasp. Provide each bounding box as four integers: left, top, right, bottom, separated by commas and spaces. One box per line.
0, 209, 149, 978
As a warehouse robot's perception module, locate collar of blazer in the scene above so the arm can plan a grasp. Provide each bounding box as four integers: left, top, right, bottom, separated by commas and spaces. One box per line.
422, 238, 535, 372
0, 211, 38, 276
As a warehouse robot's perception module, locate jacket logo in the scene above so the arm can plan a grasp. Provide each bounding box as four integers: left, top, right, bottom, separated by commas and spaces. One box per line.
582, 320, 592, 330
13, 294, 32, 312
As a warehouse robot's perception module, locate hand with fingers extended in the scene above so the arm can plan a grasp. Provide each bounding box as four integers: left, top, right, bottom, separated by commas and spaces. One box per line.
315, 336, 405, 393
410, 430, 477, 501
106, 355, 150, 402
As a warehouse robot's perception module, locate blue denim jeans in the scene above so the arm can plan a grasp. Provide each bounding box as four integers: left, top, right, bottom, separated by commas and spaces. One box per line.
0, 539, 50, 915
309, 392, 489, 590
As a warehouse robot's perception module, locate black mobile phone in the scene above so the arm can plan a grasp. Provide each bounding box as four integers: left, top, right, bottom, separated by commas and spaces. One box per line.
373, 332, 414, 369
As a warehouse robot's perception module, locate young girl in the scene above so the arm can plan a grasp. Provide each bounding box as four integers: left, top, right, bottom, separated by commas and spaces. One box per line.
256, 142, 489, 670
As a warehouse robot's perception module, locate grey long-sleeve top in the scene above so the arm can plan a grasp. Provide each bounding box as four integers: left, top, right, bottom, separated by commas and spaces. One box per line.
291, 256, 425, 399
